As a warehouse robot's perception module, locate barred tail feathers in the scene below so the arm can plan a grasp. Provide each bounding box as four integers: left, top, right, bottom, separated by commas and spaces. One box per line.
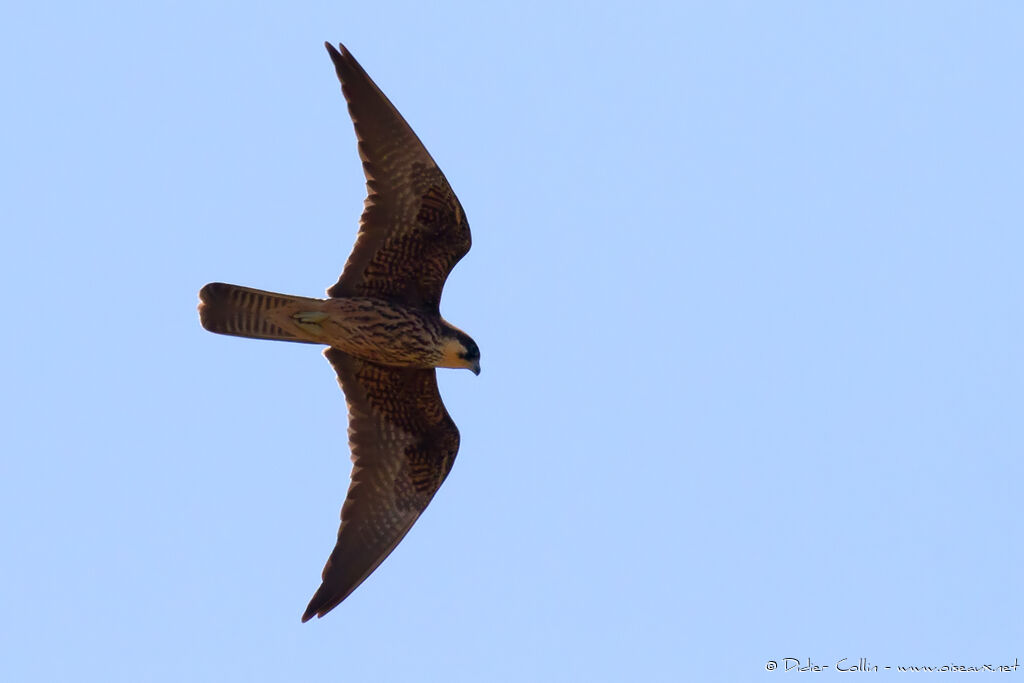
198, 282, 322, 343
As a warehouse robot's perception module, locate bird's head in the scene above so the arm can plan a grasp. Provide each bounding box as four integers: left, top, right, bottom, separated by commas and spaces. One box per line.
440, 326, 480, 375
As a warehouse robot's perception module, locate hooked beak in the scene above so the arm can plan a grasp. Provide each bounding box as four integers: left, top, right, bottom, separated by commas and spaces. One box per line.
471, 360, 481, 376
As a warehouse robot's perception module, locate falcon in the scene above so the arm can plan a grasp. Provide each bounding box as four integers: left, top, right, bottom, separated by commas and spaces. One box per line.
198, 42, 479, 621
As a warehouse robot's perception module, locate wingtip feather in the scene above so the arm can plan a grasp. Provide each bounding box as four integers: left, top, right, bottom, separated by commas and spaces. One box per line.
324, 41, 350, 63
302, 584, 345, 623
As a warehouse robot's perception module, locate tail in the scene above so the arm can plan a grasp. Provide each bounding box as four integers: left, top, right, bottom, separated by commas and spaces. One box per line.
198, 282, 323, 343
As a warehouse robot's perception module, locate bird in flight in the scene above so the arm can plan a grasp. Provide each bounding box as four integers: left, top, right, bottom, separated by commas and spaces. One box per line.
198, 42, 479, 621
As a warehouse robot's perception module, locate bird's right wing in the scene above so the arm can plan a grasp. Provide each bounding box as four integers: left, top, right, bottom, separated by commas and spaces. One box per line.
323, 42, 471, 312
301, 348, 460, 621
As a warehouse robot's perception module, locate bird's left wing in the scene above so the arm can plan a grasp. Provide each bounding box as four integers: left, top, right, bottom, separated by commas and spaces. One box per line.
302, 348, 460, 621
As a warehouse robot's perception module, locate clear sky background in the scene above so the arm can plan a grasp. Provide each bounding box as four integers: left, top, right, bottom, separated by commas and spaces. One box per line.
3, 2, 1022, 681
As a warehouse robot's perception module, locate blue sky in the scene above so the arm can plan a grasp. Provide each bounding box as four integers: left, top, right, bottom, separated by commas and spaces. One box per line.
3, 2, 1022, 681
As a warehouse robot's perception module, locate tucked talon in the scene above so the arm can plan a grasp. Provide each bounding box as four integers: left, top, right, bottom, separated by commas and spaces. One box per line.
294, 311, 329, 324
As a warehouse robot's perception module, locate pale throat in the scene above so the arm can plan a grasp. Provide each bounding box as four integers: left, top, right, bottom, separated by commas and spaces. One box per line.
439, 338, 470, 369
